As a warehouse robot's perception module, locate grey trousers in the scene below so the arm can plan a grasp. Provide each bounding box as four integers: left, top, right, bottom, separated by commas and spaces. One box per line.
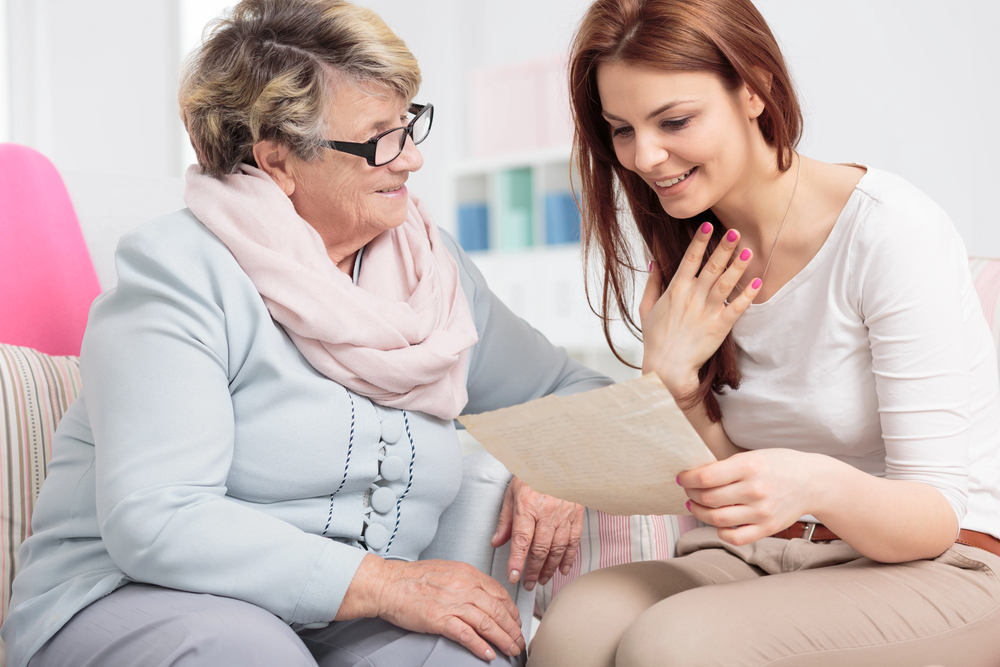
27, 583, 524, 667
528, 527, 1000, 667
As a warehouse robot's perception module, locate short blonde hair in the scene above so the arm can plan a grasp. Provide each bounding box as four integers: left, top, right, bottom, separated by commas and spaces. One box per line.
179, 0, 421, 176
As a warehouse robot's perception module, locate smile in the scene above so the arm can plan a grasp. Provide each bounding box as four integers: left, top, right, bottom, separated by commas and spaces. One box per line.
655, 169, 694, 188
377, 185, 404, 193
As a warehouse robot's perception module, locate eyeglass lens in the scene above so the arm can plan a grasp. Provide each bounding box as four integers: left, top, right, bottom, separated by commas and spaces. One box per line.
373, 107, 432, 166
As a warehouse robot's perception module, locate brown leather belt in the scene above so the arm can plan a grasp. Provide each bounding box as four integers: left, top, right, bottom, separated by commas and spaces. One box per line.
771, 522, 1000, 559
771, 521, 841, 542
955, 529, 1000, 558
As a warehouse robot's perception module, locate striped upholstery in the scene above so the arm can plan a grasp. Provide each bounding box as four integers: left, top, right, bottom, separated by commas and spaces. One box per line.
0, 344, 82, 662
536, 255, 1000, 616
534, 511, 699, 615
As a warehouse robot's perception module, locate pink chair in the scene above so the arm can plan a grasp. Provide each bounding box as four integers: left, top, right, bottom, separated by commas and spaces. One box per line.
0, 144, 101, 356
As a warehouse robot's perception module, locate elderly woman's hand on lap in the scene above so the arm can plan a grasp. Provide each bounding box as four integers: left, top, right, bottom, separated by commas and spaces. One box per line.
339, 555, 525, 661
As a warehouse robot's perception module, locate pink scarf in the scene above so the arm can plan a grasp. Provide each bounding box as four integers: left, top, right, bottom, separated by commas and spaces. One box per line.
184, 164, 479, 420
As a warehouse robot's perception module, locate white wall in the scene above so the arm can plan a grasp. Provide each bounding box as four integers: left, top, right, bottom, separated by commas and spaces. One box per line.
6, 0, 184, 179
759, 0, 1000, 257
356, 0, 1000, 255
4, 1, 999, 276
0, 0, 9, 141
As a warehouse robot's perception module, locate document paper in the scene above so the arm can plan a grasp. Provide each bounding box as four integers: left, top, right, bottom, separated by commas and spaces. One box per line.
458, 374, 717, 516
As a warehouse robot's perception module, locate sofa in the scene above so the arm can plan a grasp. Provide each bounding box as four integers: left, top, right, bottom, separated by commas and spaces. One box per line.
5, 142, 1000, 662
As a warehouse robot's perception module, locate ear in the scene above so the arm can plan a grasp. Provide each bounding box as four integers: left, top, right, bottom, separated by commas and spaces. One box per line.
745, 69, 773, 120
745, 88, 765, 119
252, 139, 296, 196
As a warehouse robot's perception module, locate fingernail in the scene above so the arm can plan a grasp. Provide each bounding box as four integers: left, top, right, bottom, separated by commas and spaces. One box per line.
485, 648, 496, 660
561, 565, 571, 575
726, 229, 738, 243
524, 580, 535, 592
739, 248, 751, 261
539, 576, 550, 586
510, 642, 522, 657
700, 222, 712, 234
686, 501, 691, 511
508, 570, 520, 585
752, 278, 762, 290
647, 260, 653, 272
676, 475, 681, 485
518, 636, 527, 651
491, 532, 498, 544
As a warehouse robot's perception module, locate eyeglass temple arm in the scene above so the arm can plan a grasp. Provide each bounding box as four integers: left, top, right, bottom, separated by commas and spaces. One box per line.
322, 139, 374, 160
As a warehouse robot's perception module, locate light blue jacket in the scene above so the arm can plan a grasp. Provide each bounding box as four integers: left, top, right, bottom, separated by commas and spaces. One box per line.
2, 208, 610, 667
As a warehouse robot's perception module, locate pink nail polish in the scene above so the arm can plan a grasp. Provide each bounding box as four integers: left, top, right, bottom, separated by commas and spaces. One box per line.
726, 229, 738, 243
676, 475, 681, 485
752, 278, 762, 290
686, 501, 691, 511
739, 248, 751, 262
700, 222, 712, 234
647, 260, 653, 272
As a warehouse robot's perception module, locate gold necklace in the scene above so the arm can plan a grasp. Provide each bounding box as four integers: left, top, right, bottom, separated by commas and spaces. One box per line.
731, 153, 801, 299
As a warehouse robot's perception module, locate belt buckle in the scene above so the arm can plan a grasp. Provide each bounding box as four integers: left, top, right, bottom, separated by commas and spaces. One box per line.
801, 521, 817, 542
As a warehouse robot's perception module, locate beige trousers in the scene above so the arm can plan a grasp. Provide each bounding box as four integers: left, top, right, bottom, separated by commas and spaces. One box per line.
528, 527, 1000, 667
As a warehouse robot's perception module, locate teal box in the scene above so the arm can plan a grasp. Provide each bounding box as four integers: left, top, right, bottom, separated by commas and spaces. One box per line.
498, 168, 533, 249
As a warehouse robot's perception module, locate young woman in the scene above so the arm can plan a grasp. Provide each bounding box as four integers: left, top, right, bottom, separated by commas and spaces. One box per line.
528, 0, 1000, 665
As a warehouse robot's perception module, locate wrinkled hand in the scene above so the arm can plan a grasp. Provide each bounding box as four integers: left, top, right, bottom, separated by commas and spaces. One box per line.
492, 476, 584, 591
358, 556, 526, 661
640, 223, 761, 396
679, 448, 823, 545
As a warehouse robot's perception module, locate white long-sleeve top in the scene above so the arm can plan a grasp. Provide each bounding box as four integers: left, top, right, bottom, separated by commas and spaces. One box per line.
717, 167, 1000, 539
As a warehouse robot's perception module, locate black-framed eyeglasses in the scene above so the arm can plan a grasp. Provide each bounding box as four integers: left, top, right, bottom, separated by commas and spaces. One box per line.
322, 103, 433, 167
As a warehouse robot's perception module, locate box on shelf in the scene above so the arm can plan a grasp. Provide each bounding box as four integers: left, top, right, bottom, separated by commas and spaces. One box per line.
544, 192, 581, 245
455, 173, 490, 252
458, 203, 489, 252
497, 167, 534, 249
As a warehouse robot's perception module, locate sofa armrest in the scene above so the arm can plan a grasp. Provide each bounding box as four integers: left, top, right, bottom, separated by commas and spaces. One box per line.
420, 450, 535, 636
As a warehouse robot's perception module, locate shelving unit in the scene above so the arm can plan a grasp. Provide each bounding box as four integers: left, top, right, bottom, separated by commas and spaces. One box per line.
453, 145, 581, 253
449, 146, 643, 380
452, 54, 642, 381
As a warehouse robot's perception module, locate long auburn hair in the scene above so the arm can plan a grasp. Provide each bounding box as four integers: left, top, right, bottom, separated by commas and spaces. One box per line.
569, 0, 802, 421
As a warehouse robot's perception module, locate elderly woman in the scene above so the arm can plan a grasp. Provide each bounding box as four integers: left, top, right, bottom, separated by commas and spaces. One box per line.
0, 2, 609, 666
